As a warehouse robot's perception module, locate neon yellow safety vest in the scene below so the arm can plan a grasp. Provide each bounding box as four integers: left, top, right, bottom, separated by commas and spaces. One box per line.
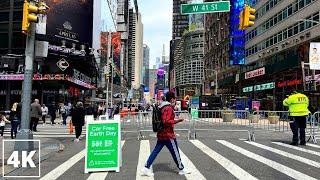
283, 93, 310, 116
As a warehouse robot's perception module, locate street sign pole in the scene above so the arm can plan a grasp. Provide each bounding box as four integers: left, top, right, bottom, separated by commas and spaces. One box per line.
181, 1, 230, 15
16, 20, 36, 150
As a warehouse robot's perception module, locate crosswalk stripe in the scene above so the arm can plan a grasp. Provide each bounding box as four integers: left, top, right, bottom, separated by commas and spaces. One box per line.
178, 148, 206, 180
272, 142, 320, 157
245, 141, 320, 168
307, 143, 320, 149
218, 140, 317, 180
40, 149, 86, 180
86, 141, 125, 180
136, 140, 153, 180
190, 140, 257, 180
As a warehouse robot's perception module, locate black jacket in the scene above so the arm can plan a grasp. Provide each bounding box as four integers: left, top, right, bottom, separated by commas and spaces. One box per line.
71, 107, 85, 126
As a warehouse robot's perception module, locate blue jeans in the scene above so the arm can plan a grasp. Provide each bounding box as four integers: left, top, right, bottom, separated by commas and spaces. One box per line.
11, 120, 20, 139
145, 139, 184, 170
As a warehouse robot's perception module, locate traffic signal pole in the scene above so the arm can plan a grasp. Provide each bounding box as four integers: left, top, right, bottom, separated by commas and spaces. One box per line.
16, 17, 36, 150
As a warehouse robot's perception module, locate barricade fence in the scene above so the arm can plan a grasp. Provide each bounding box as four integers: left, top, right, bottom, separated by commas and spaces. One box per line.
194, 110, 255, 141
116, 109, 320, 144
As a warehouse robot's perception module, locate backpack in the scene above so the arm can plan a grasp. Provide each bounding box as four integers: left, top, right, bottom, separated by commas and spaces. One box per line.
152, 105, 163, 132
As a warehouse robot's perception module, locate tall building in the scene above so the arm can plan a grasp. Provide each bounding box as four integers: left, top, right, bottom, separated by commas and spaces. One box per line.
172, 0, 190, 40
143, 44, 150, 87
174, 30, 204, 97
204, 8, 233, 96
148, 69, 158, 100
128, 8, 143, 90
242, 0, 320, 109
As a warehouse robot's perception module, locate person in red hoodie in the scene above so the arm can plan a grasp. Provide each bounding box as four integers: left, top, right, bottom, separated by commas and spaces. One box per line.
141, 92, 190, 177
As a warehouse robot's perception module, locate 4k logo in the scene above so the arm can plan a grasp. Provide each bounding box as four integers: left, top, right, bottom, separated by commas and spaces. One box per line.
2, 140, 41, 178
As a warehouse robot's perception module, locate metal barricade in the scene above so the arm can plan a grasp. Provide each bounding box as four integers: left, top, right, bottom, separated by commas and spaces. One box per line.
250, 111, 290, 132
137, 110, 191, 140
309, 112, 320, 144
194, 110, 255, 141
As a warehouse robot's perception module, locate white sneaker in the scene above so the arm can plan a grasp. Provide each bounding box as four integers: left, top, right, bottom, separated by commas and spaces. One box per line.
74, 138, 79, 143
141, 167, 154, 177
78, 137, 82, 140
179, 169, 191, 175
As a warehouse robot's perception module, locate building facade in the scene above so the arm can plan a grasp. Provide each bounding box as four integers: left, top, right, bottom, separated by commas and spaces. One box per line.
143, 44, 150, 87
172, 0, 190, 40
174, 30, 204, 98
0, 0, 97, 110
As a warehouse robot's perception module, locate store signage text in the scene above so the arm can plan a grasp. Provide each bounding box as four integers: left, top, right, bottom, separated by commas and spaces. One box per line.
277, 79, 302, 88
305, 74, 320, 83
243, 82, 275, 93
0, 90, 37, 95
73, 69, 91, 84
245, 67, 265, 79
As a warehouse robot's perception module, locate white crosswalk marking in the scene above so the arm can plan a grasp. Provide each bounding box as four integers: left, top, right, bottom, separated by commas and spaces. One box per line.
245, 141, 320, 168
307, 143, 320, 149
40, 149, 86, 180
272, 142, 320, 157
178, 148, 207, 180
136, 140, 153, 180
190, 140, 257, 180
86, 141, 125, 180
218, 140, 317, 180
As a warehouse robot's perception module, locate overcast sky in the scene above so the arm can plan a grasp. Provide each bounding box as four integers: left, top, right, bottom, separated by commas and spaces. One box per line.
139, 0, 172, 68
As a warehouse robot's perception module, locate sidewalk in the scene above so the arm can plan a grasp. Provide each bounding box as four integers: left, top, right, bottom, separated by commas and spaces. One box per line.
0, 136, 65, 176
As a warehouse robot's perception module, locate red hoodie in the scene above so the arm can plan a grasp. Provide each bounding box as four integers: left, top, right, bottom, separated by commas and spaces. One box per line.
157, 103, 176, 140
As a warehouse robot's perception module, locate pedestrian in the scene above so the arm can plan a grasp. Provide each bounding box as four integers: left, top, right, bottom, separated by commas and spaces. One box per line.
71, 101, 85, 143
9, 102, 21, 139
41, 104, 48, 125
98, 103, 104, 116
48, 101, 57, 125
59, 103, 67, 126
141, 92, 190, 177
283, 90, 310, 146
30, 99, 42, 132
0, 112, 10, 138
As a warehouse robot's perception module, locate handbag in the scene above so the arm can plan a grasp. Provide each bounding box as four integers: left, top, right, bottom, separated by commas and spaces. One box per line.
69, 120, 73, 134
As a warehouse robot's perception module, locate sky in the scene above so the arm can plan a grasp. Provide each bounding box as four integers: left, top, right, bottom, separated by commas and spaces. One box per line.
138, 0, 172, 68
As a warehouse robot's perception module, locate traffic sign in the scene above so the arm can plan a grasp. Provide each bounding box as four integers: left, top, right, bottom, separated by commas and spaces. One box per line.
85, 120, 121, 173
181, 1, 230, 15
56, 58, 69, 71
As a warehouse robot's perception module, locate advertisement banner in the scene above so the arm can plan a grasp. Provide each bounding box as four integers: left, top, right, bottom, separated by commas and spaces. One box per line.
45, 0, 93, 45
309, 42, 320, 70
85, 120, 121, 173
101, 32, 122, 85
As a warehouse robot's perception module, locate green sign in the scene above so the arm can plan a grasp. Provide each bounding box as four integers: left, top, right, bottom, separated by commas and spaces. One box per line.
181, 1, 230, 15
85, 121, 121, 173
243, 82, 275, 93
191, 108, 199, 119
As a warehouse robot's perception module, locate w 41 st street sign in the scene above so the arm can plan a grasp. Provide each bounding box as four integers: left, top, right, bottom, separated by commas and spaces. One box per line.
181, 1, 230, 15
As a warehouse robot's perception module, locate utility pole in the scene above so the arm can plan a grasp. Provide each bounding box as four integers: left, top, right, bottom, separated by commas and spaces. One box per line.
16, 0, 47, 150
105, 31, 112, 115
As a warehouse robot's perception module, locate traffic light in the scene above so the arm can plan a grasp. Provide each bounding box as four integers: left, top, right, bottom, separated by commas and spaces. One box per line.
243, 5, 256, 28
239, 10, 245, 30
22, 0, 47, 34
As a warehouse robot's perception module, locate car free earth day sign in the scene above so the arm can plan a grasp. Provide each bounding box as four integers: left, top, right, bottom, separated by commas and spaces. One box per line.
85, 120, 121, 173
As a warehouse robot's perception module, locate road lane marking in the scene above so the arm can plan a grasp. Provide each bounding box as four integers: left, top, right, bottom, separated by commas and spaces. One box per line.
245, 141, 320, 168
307, 143, 320, 149
136, 140, 153, 180
86, 141, 125, 180
218, 140, 317, 180
190, 140, 257, 180
40, 149, 86, 180
272, 142, 320, 157
179, 147, 207, 180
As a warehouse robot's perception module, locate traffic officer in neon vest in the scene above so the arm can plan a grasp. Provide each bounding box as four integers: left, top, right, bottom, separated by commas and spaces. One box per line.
283, 90, 310, 146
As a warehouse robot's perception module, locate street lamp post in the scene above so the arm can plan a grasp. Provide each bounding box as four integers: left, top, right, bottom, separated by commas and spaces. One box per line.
204, 69, 218, 96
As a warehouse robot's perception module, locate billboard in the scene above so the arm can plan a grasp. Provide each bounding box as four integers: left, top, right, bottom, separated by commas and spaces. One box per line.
101, 32, 122, 85
45, 0, 93, 46
309, 42, 320, 70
